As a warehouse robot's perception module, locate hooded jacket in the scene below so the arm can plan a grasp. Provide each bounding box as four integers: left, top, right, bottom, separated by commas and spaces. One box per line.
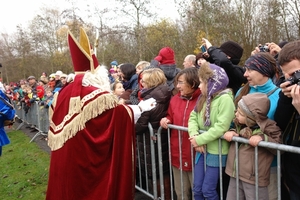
226, 93, 282, 186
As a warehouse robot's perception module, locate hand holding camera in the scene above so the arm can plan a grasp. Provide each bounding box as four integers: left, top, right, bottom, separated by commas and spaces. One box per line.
286, 70, 300, 86
259, 44, 270, 52
201, 38, 212, 49
280, 70, 300, 98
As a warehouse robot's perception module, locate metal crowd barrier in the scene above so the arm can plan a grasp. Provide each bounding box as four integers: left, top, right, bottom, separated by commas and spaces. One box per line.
136, 123, 300, 200
13, 101, 49, 142
11, 101, 300, 200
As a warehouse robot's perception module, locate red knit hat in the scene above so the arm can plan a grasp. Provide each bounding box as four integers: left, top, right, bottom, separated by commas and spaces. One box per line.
36, 85, 45, 99
154, 47, 175, 64
68, 28, 99, 73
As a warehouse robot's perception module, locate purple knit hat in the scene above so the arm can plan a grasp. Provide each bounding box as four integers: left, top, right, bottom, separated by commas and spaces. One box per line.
197, 63, 229, 126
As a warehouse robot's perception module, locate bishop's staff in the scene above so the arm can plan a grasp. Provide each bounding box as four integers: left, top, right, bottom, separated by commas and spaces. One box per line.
94, 29, 99, 57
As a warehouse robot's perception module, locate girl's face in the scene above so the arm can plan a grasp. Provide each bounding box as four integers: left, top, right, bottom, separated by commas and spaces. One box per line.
197, 58, 206, 67
113, 83, 125, 97
199, 78, 207, 95
235, 107, 246, 124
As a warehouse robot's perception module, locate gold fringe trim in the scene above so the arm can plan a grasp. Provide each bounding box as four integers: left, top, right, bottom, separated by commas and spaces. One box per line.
48, 92, 118, 151
69, 96, 81, 115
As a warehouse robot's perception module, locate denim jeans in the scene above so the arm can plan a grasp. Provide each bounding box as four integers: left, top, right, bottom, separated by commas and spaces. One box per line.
193, 154, 219, 200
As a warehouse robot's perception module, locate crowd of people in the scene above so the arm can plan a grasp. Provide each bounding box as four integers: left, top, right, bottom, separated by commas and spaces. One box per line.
2, 70, 70, 113
105, 38, 299, 200
1, 27, 300, 200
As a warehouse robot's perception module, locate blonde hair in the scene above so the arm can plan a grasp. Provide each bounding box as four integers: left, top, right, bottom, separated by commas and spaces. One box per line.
141, 68, 166, 88
136, 61, 150, 69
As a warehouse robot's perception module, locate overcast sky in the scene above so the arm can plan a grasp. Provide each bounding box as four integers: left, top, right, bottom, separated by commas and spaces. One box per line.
1, 0, 179, 34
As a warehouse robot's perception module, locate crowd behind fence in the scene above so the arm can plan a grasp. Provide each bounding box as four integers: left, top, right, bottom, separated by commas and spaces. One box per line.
14, 101, 49, 142
13, 101, 300, 200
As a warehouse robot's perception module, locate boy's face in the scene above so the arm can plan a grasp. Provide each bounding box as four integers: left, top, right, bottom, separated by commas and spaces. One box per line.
46, 91, 53, 97
235, 107, 246, 124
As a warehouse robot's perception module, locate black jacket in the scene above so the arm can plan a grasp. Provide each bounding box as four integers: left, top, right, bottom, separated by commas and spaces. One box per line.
208, 46, 247, 95
274, 91, 300, 195
135, 83, 171, 177
136, 84, 171, 134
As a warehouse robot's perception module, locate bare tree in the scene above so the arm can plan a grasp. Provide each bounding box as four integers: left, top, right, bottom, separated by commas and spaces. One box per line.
115, 0, 155, 61
280, 0, 300, 40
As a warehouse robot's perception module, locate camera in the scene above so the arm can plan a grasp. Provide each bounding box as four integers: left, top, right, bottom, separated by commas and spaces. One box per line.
259, 45, 269, 52
286, 70, 300, 85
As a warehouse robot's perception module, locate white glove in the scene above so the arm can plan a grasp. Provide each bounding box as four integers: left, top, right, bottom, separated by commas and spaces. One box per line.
138, 98, 157, 113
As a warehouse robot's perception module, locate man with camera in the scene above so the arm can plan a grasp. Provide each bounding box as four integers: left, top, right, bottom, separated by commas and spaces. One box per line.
275, 40, 300, 200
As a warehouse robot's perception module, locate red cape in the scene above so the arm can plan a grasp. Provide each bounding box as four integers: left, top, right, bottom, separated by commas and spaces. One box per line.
46, 75, 136, 200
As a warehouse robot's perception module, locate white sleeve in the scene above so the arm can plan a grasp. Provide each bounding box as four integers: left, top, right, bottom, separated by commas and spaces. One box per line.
127, 105, 142, 124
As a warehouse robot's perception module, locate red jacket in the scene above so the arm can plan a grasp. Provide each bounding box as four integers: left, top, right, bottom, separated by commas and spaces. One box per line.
166, 89, 201, 171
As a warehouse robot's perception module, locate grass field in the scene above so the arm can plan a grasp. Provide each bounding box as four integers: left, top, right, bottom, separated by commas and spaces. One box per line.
0, 130, 50, 200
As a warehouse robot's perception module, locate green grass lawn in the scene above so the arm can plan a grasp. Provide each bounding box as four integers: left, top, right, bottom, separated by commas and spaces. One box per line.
0, 130, 50, 200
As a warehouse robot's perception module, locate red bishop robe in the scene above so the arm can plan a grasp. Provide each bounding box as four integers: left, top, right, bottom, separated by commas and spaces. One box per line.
46, 74, 136, 200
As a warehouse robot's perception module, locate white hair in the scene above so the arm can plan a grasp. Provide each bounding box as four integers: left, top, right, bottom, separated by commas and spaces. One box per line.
82, 65, 111, 92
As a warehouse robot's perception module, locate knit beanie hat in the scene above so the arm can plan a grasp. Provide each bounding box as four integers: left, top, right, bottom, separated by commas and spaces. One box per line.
36, 85, 45, 99
220, 41, 243, 65
238, 93, 270, 127
244, 53, 276, 78
154, 47, 175, 65
39, 76, 49, 84
197, 63, 229, 126
278, 41, 288, 48
110, 60, 118, 66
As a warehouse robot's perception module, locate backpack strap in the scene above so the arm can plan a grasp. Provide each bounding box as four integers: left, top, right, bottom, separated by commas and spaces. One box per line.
266, 87, 279, 97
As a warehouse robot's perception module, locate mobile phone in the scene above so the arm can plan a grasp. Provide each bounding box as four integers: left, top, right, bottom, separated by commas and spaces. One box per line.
200, 45, 207, 53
